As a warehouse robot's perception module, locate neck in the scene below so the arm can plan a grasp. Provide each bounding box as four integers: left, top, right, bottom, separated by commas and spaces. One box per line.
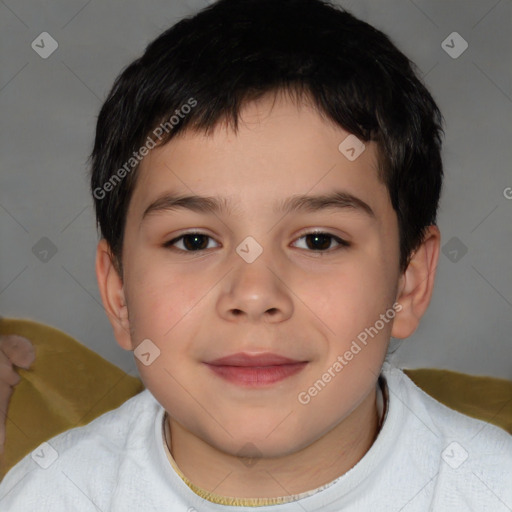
166, 385, 381, 499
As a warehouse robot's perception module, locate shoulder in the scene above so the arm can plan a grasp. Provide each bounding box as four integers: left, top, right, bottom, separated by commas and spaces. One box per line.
0, 389, 160, 510
383, 364, 512, 453
383, 364, 512, 508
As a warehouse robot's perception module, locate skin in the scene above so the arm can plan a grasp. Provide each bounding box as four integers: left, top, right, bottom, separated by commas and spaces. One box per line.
0, 334, 35, 453
96, 91, 440, 498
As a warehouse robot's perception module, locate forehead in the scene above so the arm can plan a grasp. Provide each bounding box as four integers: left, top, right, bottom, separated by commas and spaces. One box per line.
127, 94, 389, 223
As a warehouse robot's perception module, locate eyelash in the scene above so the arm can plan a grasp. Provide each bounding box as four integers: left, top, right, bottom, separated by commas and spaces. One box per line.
163, 230, 350, 254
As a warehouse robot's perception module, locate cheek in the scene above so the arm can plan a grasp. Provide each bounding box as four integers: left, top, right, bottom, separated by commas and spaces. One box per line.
298, 258, 391, 338
126, 258, 208, 336
126, 267, 207, 408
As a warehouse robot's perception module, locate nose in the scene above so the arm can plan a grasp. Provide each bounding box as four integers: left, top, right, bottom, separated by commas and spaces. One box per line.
217, 252, 294, 324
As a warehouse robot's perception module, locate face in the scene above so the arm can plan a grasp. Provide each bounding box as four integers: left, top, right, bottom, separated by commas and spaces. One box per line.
105, 93, 404, 458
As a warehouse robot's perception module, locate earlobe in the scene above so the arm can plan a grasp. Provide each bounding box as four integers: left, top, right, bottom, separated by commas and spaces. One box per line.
391, 226, 440, 339
95, 239, 133, 351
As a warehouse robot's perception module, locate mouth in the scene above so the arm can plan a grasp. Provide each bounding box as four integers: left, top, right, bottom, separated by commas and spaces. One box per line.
204, 352, 308, 387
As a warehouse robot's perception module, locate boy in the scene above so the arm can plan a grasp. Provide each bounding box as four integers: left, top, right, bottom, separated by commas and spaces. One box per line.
1, 0, 510, 509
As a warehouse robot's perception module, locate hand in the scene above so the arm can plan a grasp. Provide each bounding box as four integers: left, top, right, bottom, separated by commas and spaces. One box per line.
0, 335, 36, 454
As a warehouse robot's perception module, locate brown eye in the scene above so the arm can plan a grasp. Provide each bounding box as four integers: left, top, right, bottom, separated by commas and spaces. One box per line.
293, 232, 350, 252
164, 232, 219, 252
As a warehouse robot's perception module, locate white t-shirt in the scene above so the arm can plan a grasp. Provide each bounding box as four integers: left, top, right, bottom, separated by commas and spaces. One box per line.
1, 363, 511, 511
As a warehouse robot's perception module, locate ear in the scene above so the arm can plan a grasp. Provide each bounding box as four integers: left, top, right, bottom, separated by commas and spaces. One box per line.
95, 238, 133, 351
391, 225, 440, 339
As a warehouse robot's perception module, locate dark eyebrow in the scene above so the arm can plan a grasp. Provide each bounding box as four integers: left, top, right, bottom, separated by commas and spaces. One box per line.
141, 190, 375, 221
277, 191, 375, 218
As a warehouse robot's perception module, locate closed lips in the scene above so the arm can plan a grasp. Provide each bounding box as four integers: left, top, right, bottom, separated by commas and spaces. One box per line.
206, 352, 307, 366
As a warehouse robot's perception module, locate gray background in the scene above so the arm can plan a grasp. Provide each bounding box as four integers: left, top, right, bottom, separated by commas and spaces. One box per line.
1, 0, 511, 379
